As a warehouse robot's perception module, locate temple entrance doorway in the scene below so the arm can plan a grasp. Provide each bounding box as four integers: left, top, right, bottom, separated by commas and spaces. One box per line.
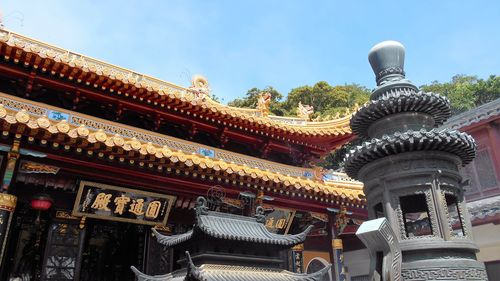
79, 221, 145, 281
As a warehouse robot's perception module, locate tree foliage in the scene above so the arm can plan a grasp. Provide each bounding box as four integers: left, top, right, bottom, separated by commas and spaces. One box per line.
420, 75, 500, 115
280, 82, 371, 118
228, 86, 285, 116
226, 75, 499, 171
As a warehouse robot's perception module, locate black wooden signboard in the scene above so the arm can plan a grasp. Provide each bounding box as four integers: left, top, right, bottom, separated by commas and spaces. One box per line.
263, 205, 296, 235
72, 181, 176, 226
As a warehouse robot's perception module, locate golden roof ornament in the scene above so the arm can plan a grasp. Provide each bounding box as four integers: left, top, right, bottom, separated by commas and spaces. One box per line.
187, 75, 210, 105
297, 102, 314, 120
257, 92, 271, 117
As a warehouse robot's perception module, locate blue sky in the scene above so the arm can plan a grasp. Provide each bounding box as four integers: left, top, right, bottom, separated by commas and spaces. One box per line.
2, 1, 499, 103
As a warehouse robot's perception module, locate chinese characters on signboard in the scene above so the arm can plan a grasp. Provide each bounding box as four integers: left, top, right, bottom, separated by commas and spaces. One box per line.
263, 205, 295, 235
72, 181, 176, 226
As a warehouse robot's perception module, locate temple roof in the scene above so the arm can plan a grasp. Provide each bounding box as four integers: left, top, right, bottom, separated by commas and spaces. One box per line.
153, 199, 313, 247
441, 97, 500, 130
131, 264, 331, 281
467, 195, 500, 223
0, 92, 365, 206
0, 29, 352, 140
131, 252, 331, 281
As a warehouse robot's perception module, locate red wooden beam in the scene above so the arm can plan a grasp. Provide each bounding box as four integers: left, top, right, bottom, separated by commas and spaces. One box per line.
14, 141, 366, 218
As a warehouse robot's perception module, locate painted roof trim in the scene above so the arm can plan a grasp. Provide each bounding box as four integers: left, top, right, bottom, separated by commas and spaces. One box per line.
0, 29, 353, 137
0, 93, 365, 202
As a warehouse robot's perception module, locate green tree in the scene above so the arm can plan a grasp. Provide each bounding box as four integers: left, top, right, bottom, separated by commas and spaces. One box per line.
278, 82, 370, 118
226, 75, 499, 171
328, 74, 499, 171
420, 75, 499, 115
228, 86, 285, 116
472, 75, 500, 107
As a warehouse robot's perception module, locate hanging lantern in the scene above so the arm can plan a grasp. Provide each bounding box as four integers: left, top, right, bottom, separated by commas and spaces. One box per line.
30, 194, 53, 211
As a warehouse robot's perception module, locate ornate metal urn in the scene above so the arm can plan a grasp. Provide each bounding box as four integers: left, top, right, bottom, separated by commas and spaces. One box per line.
347, 41, 488, 280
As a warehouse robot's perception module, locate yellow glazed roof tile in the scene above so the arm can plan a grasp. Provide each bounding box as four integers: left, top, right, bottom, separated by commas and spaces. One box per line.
0, 100, 364, 203
0, 29, 353, 138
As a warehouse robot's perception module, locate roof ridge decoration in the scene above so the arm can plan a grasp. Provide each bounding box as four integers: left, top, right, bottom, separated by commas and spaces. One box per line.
131, 253, 332, 281
0, 29, 353, 137
152, 197, 314, 247
0, 93, 365, 203
254, 206, 266, 223
185, 251, 203, 281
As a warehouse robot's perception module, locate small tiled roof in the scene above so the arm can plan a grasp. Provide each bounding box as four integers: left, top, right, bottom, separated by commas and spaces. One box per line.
131, 252, 331, 281
153, 198, 313, 247
196, 211, 312, 245
131, 265, 331, 281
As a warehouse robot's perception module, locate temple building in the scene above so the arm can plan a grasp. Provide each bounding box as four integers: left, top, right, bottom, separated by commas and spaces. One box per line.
0, 28, 367, 281
131, 196, 331, 281
442, 98, 500, 279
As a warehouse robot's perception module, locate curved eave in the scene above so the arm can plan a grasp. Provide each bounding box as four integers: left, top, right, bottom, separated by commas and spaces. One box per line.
0, 93, 365, 205
131, 260, 332, 281
152, 214, 314, 247
0, 29, 352, 139
152, 228, 194, 247
131, 266, 182, 281
197, 212, 314, 246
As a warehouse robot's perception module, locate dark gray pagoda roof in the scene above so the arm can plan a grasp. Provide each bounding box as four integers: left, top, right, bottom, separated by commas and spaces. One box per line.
351, 89, 451, 137
344, 128, 476, 178
153, 203, 313, 247
131, 252, 331, 281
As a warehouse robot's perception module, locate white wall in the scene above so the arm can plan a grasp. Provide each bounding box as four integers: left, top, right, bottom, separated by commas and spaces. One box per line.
472, 223, 500, 262
344, 248, 370, 278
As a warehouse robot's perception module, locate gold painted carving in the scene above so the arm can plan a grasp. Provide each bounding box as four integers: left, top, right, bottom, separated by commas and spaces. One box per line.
292, 243, 304, 251
55, 210, 79, 220
257, 92, 272, 117
153, 224, 172, 234
332, 238, 343, 249
19, 161, 60, 174
15, 110, 30, 123
56, 120, 70, 133
72, 181, 176, 226
0, 194, 17, 211
79, 216, 86, 229
297, 102, 314, 120
0, 105, 6, 118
